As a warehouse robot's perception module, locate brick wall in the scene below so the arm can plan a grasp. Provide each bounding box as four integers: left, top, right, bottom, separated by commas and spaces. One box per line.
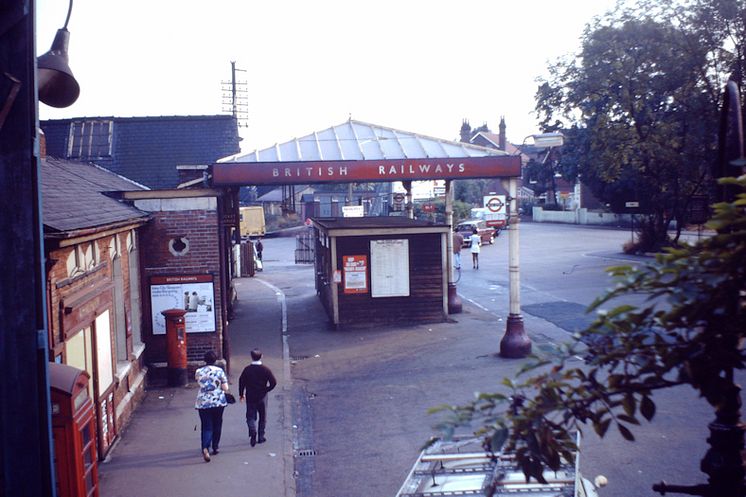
138, 206, 224, 364
46, 229, 148, 459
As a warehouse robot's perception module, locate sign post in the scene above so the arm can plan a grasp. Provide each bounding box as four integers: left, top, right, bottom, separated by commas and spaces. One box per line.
483, 194, 507, 229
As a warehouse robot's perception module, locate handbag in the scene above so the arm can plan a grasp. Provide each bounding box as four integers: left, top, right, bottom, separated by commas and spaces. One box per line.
225, 392, 236, 404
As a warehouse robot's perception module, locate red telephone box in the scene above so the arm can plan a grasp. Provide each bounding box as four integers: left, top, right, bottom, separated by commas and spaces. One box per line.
50, 362, 99, 497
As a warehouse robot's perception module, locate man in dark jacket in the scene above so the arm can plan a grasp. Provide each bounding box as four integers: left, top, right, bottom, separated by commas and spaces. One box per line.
238, 348, 277, 446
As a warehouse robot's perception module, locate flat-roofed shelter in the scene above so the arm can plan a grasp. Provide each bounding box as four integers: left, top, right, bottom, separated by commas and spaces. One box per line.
312, 216, 450, 327
211, 120, 532, 355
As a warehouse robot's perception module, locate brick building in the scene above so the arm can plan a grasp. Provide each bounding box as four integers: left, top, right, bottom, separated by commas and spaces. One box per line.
121, 187, 240, 372
41, 156, 150, 458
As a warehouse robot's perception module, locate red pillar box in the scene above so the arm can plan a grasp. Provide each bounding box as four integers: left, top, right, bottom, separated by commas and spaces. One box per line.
162, 309, 188, 387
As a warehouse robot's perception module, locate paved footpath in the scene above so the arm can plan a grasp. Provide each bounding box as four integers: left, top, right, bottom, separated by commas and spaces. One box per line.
99, 276, 292, 497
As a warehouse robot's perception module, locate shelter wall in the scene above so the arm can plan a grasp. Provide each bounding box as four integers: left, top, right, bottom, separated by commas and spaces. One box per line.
335, 233, 446, 326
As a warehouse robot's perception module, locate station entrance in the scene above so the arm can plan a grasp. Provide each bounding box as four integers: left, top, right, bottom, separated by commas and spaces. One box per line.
211, 120, 530, 357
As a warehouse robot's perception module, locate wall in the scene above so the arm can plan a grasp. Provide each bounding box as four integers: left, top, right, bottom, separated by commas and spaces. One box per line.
334, 233, 446, 326
135, 197, 224, 364
532, 206, 632, 226
46, 229, 147, 459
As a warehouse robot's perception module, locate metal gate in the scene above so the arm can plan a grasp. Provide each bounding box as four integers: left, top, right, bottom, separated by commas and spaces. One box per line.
295, 231, 314, 264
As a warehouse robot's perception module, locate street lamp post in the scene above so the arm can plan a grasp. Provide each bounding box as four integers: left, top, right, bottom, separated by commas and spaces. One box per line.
445, 180, 462, 313
499, 133, 563, 358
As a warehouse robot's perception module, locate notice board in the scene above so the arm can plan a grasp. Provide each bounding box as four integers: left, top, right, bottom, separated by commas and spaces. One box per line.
370, 239, 410, 298
149, 275, 216, 334
342, 255, 368, 294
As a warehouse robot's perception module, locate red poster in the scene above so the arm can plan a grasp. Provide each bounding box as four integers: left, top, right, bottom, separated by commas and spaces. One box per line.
343, 255, 368, 294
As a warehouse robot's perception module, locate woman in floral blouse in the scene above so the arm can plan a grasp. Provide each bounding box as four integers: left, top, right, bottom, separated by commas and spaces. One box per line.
195, 350, 229, 462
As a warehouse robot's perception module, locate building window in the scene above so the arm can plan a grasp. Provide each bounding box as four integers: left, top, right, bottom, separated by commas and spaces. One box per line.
67, 120, 113, 159
128, 232, 143, 349
66, 326, 94, 397
126, 230, 136, 252
109, 234, 121, 260
66, 241, 101, 278
66, 249, 81, 278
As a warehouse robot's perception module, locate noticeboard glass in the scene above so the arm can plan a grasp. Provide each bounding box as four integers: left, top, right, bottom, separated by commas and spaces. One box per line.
370, 239, 410, 298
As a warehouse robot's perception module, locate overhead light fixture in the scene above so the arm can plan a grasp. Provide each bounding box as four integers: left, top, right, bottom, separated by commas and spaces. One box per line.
532, 132, 564, 148
37, 0, 80, 108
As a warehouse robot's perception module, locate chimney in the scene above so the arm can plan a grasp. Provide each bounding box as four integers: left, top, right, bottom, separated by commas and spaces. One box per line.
498, 116, 506, 151
459, 119, 472, 143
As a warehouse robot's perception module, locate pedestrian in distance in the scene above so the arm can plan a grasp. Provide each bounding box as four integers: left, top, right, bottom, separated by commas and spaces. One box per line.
452, 228, 464, 270
194, 350, 229, 462
255, 238, 263, 261
469, 227, 481, 269
239, 348, 277, 447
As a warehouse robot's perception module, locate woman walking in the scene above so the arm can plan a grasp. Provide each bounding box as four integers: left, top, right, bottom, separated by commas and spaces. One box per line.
195, 351, 229, 462
469, 228, 481, 269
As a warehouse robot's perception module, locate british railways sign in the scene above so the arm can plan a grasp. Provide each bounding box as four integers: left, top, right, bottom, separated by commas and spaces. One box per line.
212, 156, 521, 186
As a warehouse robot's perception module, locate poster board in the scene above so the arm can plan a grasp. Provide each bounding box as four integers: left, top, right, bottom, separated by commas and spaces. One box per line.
370, 239, 410, 298
343, 255, 368, 294
149, 275, 216, 334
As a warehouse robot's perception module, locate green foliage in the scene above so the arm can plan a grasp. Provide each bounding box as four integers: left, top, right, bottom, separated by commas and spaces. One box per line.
535, 0, 745, 251
411, 198, 471, 224
454, 179, 492, 207
432, 176, 746, 482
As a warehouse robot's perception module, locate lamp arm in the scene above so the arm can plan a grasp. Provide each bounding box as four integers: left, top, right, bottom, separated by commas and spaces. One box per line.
63, 0, 73, 29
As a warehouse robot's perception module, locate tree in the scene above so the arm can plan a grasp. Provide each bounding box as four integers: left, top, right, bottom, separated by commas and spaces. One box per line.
454, 179, 491, 207
535, 1, 740, 251
433, 176, 746, 495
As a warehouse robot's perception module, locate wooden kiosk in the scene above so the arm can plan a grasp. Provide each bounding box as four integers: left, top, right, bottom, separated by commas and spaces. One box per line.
311, 217, 450, 328
50, 362, 99, 497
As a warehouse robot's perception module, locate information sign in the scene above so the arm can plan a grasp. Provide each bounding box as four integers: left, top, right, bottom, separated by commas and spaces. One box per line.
342, 255, 368, 294
149, 275, 216, 334
370, 239, 410, 298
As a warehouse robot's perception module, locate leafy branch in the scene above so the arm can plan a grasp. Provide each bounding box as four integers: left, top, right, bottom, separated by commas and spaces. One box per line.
431, 176, 746, 484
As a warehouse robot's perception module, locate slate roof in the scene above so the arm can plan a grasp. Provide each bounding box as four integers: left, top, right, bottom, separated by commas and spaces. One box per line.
41, 115, 241, 190
219, 119, 507, 163
41, 157, 149, 235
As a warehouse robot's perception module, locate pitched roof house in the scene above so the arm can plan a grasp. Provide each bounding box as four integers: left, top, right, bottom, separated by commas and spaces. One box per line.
41, 115, 241, 190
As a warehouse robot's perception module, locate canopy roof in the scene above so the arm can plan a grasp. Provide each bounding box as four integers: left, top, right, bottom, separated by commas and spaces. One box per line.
220, 119, 508, 163
213, 120, 521, 186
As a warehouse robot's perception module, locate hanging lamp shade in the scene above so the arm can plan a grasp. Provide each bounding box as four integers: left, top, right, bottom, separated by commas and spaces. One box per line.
37, 28, 80, 108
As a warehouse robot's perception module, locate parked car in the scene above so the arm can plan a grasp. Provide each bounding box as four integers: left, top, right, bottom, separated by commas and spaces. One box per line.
455, 219, 496, 247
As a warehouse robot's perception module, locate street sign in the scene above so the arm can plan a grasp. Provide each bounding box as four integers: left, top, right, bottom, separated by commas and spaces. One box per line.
484, 195, 506, 213
342, 205, 364, 217
625, 201, 640, 208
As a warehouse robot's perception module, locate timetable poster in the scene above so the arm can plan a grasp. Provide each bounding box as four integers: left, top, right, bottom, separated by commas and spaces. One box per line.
370, 239, 410, 298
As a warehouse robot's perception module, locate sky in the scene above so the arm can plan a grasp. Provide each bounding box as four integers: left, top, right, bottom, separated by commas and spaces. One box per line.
36, 0, 621, 154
